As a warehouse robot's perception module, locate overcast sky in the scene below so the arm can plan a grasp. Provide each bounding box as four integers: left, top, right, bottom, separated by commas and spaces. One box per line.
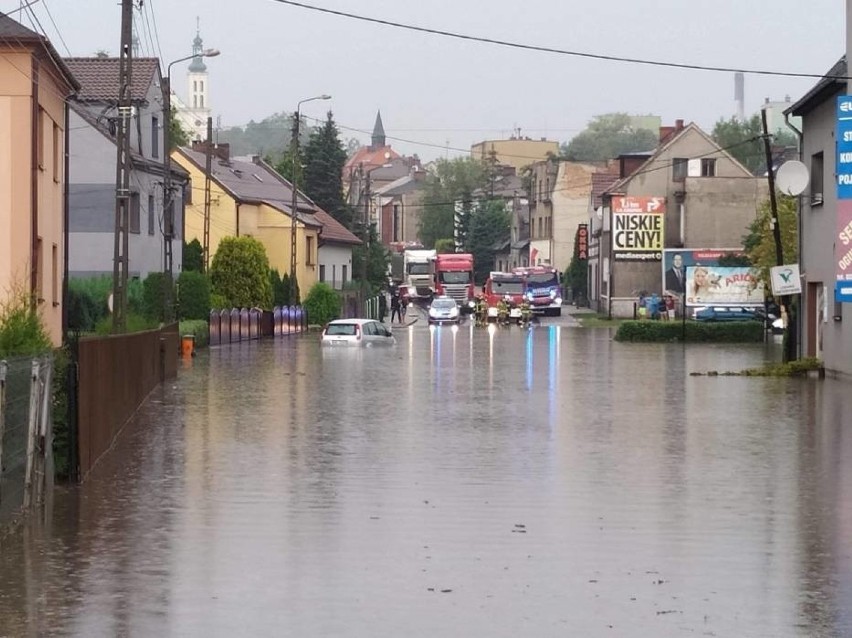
4, 0, 846, 160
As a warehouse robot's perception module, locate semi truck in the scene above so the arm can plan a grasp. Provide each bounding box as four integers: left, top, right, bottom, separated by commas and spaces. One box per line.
403, 249, 437, 300
433, 253, 475, 312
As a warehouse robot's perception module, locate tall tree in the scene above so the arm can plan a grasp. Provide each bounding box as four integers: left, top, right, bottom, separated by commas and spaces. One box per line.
743, 195, 798, 287
562, 113, 658, 161
302, 111, 353, 229
418, 157, 488, 249
352, 225, 390, 293
711, 115, 799, 174
468, 200, 511, 284
168, 106, 191, 150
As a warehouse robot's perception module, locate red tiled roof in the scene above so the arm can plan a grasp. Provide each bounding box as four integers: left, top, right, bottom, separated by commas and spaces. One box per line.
344, 145, 401, 175
64, 57, 160, 102
591, 171, 620, 209
313, 210, 362, 246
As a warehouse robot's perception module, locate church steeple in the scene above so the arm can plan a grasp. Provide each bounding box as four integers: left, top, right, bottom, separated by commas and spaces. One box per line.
188, 19, 206, 72
371, 110, 386, 148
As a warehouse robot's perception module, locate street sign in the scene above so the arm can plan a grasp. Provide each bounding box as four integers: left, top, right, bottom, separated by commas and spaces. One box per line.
836, 96, 852, 199
770, 264, 802, 296
835, 280, 852, 303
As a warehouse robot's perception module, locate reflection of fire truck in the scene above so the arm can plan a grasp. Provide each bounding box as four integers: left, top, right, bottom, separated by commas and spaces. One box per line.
433, 253, 475, 312
482, 271, 526, 321
513, 266, 563, 316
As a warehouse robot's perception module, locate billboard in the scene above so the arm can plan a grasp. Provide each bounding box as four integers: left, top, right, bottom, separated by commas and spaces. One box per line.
662, 248, 747, 297
836, 96, 852, 301
684, 266, 764, 307
611, 196, 665, 262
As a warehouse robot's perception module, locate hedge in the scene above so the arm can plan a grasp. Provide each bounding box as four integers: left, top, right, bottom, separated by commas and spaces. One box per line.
614, 320, 764, 343
179, 319, 209, 348
178, 271, 211, 320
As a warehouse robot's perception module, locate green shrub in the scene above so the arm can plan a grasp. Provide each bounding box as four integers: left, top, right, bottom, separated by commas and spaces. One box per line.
178, 271, 210, 320
0, 290, 52, 357
209, 236, 273, 309
93, 311, 158, 335
210, 293, 228, 311
179, 319, 209, 348
67, 286, 101, 332
303, 282, 341, 325
142, 272, 175, 321
183, 238, 204, 272
51, 346, 71, 480
614, 320, 764, 343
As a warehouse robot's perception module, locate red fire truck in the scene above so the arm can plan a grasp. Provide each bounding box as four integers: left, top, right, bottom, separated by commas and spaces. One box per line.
433, 253, 475, 312
482, 271, 526, 321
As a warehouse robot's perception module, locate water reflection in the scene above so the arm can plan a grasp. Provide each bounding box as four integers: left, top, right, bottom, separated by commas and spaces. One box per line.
0, 325, 849, 637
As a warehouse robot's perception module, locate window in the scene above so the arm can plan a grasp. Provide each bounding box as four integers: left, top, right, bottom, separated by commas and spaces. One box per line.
193, 96, 197, 108
700, 158, 716, 177
36, 237, 43, 302
538, 218, 542, 238
305, 236, 314, 265
151, 116, 159, 158
37, 108, 45, 170
52, 123, 60, 182
193, 80, 197, 92
200, 95, 204, 108
810, 152, 824, 206
185, 180, 192, 204
148, 194, 155, 235
393, 204, 401, 242
342, 265, 348, 285
672, 157, 688, 181
319, 264, 326, 282
129, 192, 140, 233
51, 244, 58, 306
200, 80, 204, 92
333, 265, 337, 288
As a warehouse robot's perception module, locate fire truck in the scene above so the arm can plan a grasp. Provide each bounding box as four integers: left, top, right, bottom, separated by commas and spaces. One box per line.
513, 266, 563, 316
482, 271, 526, 321
433, 253, 475, 312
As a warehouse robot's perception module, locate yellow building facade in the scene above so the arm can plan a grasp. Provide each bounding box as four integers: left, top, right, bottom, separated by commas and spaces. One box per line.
174, 148, 320, 290
471, 138, 560, 173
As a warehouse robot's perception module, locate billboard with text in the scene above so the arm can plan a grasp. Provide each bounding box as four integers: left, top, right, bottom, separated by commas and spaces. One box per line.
611, 196, 665, 262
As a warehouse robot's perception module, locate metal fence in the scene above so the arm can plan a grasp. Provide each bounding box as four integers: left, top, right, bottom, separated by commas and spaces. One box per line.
0, 356, 53, 528
208, 307, 307, 346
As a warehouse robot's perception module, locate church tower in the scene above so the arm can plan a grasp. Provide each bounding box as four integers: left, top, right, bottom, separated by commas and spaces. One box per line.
371, 110, 386, 149
186, 21, 211, 140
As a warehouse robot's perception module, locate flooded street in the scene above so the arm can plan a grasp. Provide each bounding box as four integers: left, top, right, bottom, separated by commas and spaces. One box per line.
1, 317, 851, 637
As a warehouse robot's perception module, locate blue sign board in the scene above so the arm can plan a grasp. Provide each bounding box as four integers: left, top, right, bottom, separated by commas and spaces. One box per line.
836, 96, 852, 199
836, 280, 852, 303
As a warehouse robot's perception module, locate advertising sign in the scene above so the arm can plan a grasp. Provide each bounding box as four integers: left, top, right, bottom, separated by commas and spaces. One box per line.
770, 264, 802, 296
611, 196, 665, 262
576, 224, 588, 260
684, 266, 764, 307
836, 96, 852, 300
836, 96, 852, 199
661, 248, 746, 297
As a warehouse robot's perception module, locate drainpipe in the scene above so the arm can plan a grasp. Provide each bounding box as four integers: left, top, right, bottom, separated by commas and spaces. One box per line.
30, 56, 39, 311
235, 201, 240, 237
62, 101, 70, 340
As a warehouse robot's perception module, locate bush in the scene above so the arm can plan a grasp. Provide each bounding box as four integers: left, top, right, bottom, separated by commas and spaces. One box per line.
183, 238, 204, 272
179, 319, 209, 348
0, 289, 52, 357
614, 320, 764, 343
67, 287, 101, 333
93, 311, 158, 335
178, 271, 210, 320
142, 272, 175, 322
209, 236, 273, 309
210, 293, 228, 311
303, 282, 341, 326
52, 345, 71, 480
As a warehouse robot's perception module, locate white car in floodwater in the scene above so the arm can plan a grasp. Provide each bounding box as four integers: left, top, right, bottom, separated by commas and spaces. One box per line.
321, 319, 396, 347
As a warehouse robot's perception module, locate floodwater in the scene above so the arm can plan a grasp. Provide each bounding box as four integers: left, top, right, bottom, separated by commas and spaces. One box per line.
1, 315, 851, 638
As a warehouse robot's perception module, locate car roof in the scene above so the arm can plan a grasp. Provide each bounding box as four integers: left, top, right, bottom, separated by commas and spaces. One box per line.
327, 318, 377, 325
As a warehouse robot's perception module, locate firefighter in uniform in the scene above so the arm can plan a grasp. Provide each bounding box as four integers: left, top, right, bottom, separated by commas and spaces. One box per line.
519, 298, 532, 327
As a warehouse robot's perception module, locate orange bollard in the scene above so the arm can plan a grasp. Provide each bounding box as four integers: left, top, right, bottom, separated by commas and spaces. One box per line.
181, 334, 195, 359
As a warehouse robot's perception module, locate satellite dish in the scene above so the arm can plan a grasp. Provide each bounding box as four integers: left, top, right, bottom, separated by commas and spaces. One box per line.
776, 160, 809, 196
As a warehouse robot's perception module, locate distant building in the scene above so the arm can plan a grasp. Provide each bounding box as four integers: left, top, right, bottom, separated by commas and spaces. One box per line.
762, 96, 801, 136
470, 136, 559, 173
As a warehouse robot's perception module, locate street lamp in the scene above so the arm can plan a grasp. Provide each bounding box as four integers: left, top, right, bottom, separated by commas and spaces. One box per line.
289, 94, 331, 304
161, 47, 219, 319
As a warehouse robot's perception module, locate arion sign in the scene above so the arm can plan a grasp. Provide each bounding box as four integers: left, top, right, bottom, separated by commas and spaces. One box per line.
611, 196, 665, 262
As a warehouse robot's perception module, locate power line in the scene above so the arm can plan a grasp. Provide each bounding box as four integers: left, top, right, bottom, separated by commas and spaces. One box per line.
2, 0, 42, 16
268, 0, 848, 80
37, 0, 70, 56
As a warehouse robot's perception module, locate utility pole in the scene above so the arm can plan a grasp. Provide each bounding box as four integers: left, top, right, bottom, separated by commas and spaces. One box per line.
289, 112, 300, 304
111, 0, 134, 333
761, 107, 796, 362
202, 117, 213, 272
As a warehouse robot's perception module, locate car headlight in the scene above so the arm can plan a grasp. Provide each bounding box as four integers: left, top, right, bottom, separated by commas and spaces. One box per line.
428, 308, 437, 317
468, 300, 476, 308
449, 308, 459, 316
549, 289, 557, 299
526, 292, 534, 301
554, 297, 562, 305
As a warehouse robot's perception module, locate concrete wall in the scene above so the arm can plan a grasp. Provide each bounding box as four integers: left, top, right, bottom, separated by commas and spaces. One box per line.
318, 244, 353, 289
799, 91, 852, 376
552, 162, 596, 271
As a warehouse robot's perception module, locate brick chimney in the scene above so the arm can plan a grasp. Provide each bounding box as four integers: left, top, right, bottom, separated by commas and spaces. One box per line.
659, 119, 685, 145
191, 140, 230, 162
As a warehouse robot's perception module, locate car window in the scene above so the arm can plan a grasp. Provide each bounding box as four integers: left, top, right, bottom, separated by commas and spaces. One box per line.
433, 299, 456, 309
364, 322, 378, 336
326, 323, 357, 336
380, 325, 392, 337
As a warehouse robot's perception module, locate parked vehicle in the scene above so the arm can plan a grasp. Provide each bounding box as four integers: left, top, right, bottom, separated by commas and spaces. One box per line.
403, 249, 437, 300
513, 266, 563, 316
694, 306, 762, 322
434, 253, 475, 313
321, 319, 396, 347
427, 296, 461, 324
